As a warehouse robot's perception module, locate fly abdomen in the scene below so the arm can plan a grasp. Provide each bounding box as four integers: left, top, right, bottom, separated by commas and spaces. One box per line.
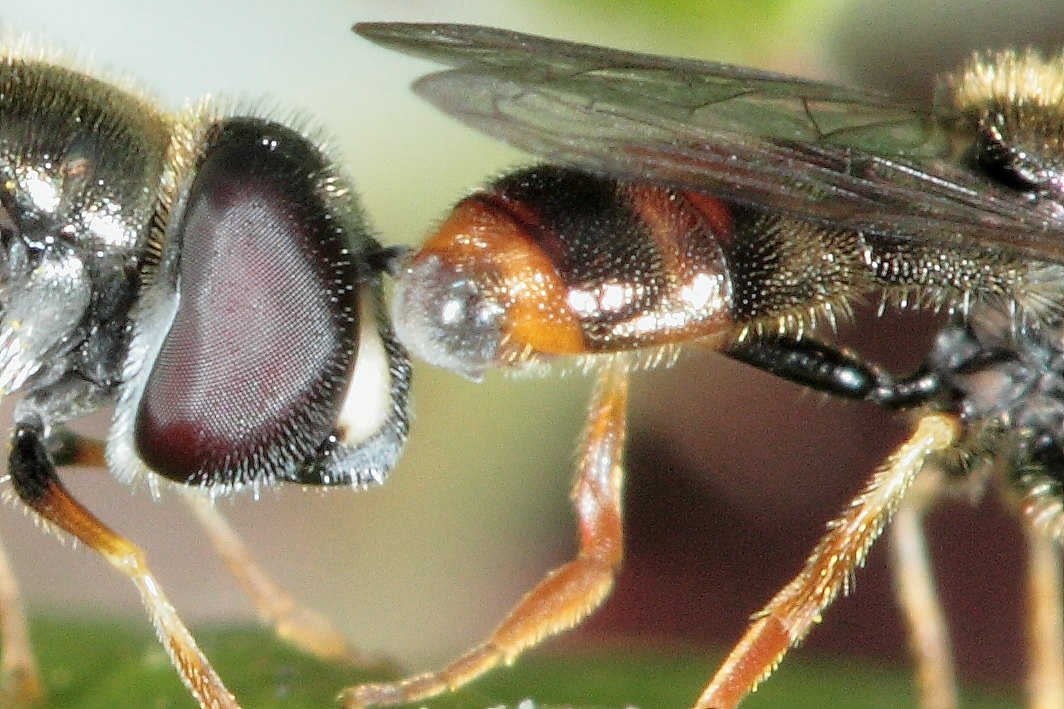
392, 165, 741, 376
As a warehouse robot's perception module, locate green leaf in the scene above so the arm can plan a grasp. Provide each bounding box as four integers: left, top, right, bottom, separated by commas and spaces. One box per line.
29, 616, 1018, 709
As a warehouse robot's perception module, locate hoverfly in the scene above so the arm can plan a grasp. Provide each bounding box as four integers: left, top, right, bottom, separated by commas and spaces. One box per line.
350, 22, 1064, 709
0, 55, 410, 708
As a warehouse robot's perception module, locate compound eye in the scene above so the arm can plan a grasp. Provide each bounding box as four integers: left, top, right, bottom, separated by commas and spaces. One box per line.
133, 119, 361, 486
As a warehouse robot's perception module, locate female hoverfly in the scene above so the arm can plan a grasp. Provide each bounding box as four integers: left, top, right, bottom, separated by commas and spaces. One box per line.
351, 22, 1064, 709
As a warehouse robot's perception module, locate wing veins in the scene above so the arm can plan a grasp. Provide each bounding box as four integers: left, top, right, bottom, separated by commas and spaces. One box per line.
359, 22, 1064, 265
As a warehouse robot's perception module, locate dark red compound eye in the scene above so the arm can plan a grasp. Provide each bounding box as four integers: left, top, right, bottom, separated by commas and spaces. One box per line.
134, 118, 361, 486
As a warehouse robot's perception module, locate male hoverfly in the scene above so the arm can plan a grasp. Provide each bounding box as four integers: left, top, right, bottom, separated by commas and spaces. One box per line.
0, 55, 410, 708
352, 22, 1064, 709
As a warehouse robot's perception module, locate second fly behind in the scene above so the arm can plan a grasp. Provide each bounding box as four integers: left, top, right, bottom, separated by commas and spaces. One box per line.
352, 22, 1064, 709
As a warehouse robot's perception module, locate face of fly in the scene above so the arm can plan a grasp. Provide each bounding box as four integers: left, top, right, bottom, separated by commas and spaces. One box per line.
0, 22, 413, 708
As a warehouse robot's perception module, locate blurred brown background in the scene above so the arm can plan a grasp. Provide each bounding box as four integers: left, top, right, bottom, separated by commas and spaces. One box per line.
0, 0, 1061, 702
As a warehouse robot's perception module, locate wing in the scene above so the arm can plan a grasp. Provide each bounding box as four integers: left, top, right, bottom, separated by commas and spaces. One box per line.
355, 22, 1064, 265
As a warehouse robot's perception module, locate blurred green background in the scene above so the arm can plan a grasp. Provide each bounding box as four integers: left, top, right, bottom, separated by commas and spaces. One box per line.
0, 1, 1061, 706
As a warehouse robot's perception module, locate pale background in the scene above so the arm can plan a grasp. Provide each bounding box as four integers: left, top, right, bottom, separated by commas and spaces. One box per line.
0, 0, 1059, 694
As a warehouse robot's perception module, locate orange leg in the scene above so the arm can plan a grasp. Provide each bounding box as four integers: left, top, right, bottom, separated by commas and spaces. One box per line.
181, 492, 388, 667
693, 412, 961, 709
48, 430, 378, 667
0, 429, 109, 706
889, 471, 957, 709
339, 356, 630, 708
1024, 520, 1064, 709
8, 420, 240, 709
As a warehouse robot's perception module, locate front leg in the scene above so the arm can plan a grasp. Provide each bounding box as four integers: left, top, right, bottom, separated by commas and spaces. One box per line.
8, 416, 240, 709
48, 417, 389, 671
0, 381, 110, 706
340, 355, 631, 708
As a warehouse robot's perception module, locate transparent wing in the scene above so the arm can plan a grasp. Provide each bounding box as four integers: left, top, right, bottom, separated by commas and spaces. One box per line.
355, 22, 1064, 264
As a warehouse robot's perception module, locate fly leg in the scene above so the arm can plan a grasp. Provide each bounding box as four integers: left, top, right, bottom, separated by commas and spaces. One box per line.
181, 492, 390, 667
1023, 521, 1064, 709
8, 416, 240, 709
48, 430, 380, 668
0, 402, 127, 706
340, 355, 630, 708
0, 528, 41, 707
693, 412, 960, 709
889, 468, 957, 709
